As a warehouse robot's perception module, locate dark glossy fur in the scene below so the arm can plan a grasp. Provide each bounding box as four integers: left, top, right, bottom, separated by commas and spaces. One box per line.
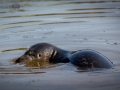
15, 43, 70, 63
15, 43, 113, 69
69, 50, 113, 69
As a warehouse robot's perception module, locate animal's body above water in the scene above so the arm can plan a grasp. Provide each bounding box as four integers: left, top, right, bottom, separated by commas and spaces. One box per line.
15, 42, 113, 69
69, 50, 113, 69
15, 43, 70, 63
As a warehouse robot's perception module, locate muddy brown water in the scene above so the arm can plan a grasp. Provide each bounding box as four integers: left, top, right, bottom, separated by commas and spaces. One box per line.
0, 0, 120, 90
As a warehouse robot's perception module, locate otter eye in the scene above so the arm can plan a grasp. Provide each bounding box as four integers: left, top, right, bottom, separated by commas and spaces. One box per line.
37, 53, 41, 58
39, 53, 41, 57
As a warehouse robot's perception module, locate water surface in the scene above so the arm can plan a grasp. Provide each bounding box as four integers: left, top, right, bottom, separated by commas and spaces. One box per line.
0, 0, 120, 90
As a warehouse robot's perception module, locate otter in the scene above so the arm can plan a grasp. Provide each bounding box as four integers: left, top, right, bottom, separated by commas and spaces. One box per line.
15, 43, 70, 63
15, 43, 113, 69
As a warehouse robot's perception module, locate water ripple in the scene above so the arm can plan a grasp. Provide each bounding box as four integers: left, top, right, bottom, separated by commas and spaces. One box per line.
1, 12, 112, 18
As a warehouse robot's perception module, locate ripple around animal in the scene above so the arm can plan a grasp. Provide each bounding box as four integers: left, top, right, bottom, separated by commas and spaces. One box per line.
0, 48, 27, 52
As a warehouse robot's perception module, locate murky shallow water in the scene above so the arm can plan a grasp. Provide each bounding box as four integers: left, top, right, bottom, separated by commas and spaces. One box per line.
0, 0, 120, 90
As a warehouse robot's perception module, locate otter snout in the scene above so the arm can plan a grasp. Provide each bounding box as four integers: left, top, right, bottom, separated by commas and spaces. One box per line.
15, 57, 22, 63
15, 55, 33, 63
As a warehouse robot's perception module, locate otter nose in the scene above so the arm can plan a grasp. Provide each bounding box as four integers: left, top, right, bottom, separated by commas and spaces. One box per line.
15, 56, 25, 63
15, 57, 21, 63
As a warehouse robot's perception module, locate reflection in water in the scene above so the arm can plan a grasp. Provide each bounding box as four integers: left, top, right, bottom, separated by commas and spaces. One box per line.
88, 66, 120, 76
25, 60, 56, 68
0, 67, 46, 74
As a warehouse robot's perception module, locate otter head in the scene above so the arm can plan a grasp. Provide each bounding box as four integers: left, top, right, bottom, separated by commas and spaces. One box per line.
15, 44, 54, 63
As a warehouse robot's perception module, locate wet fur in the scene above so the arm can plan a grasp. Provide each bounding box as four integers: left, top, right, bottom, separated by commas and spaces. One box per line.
15, 43, 113, 69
